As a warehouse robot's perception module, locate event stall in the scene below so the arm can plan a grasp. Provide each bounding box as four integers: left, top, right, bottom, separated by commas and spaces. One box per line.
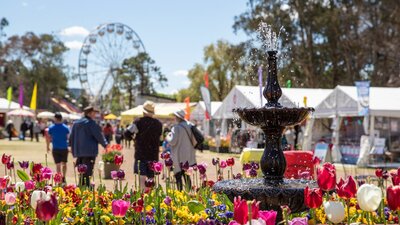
0, 98, 31, 131
312, 86, 400, 165
190, 101, 222, 136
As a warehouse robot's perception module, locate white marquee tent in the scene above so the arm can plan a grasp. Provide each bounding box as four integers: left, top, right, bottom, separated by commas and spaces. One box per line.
190, 101, 222, 121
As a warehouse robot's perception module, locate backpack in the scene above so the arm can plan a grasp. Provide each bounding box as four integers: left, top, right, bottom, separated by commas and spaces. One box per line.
190, 125, 204, 151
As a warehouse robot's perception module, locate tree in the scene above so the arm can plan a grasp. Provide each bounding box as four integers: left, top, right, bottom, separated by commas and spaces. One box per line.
233, 0, 400, 87
0, 32, 69, 109
116, 52, 167, 109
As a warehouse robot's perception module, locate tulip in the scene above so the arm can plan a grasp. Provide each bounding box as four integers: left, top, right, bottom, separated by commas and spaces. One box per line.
212, 158, 219, 166
0, 176, 9, 189
337, 176, 357, 199
40, 167, 52, 181
357, 184, 382, 211
114, 155, 124, 166
5, 192, 16, 205
391, 168, 400, 185
111, 171, 118, 180
233, 196, 248, 224
1, 154, 11, 165
36, 193, 58, 221
375, 168, 383, 178
116, 170, 125, 179
98, 161, 104, 171
77, 164, 87, 174
289, 217, 308, 225
220, 160, 228, 169
304, 186, 323, 208
227, 158, 235, 167
164, 196, 172, 206
161, 152, 170, 160
30, 190, 47, 209
152, 162, 163, 174
165, 158, 173, 167
251, 200, 260, 220
32, 163, 43, 175
317, 163, 336, 191
19, 161, 29, 170
145, 178, 155, 188
25, 180, 35, 190
258, 210, 277, 225
15, 181, 25, 192
6, 161, 14, 170
53, 173, 63, 184
112, 199, 129, 218
323, 201, 345, 224
197, 164, 207, 175
387, 185, 400, 211
180, 161, 189, 171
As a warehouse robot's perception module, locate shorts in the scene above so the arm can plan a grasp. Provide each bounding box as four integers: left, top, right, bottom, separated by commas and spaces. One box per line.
52, 149, 68, 163
134, 159, 154, 178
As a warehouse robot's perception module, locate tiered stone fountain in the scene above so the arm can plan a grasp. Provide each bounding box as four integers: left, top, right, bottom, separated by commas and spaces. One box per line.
212, 50, 316, 223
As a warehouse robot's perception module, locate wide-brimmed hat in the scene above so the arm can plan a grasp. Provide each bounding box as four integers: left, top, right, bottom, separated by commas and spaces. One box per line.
84, 106, 100, 114
143, 101, 155, 115
173, 110, 186, 121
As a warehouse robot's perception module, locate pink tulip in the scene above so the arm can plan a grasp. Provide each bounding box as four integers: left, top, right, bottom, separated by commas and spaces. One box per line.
258, 210, 277, 225
112, 199, 129, 217
233, 196, 248, 224
40, 167, 52, 181
111, 171, 118, 180
25, 180, 35, 190
220, 160, 227, 169
5, 192, 16, 205
152, 162, 163, 174
0, 176, 9, 189
289, 217, 308, 225
36, 193, 58, 221
53, 173, 63, 184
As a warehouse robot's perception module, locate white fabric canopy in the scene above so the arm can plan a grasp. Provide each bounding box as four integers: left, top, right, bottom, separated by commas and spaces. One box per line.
37, 111, 55, 119
213, 85, 332, 119
190, 101, 222, 121
314, 86, 400, 118
0, 98, 30, 112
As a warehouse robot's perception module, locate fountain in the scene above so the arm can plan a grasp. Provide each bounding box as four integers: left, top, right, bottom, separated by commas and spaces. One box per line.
212, 24, 316, 223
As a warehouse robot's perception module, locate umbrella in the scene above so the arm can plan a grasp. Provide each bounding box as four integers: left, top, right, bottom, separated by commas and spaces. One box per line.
37, 111, 55, 119
7, 109, 35, 117
104, 113, 117, 120
68, 113, 82, 120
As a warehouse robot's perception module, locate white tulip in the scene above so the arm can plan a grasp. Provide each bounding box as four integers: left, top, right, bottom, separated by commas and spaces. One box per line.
357, 184, 382, 212
98, 161, 105, 171
30, 190, 46, 209
247, 219, 266, 225
15, 182, 25, 192
324, 201, 345, 224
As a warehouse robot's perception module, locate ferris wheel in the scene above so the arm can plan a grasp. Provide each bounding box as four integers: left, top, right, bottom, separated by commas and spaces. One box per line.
78, 22, 146, 103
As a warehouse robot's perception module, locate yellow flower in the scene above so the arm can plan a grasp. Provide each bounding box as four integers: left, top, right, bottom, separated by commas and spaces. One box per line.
101, 215, 111, 223
145, 205, 153, 212
79, 217, 85, 223
118, 218, 125, 225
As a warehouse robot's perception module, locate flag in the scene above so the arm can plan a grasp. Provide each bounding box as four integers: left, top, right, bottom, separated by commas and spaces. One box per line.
184, 97, 191, 120
355, 81, 370, 116
200, 86, 211, 120
19, 82, 24, 109
204, 72, 209, 88
7, 86, 12, 108
258, 66, 263, 106
30, 82, 38, 110
303, 96, 307, 107
286, 80, 292, 88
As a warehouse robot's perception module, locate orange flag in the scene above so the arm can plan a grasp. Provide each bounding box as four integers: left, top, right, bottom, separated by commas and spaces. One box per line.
184, 97, 190, 120
204, 72, 209, 88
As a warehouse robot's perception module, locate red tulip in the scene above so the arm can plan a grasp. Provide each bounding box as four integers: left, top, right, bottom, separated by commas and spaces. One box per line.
53, 173, 63, 184
390, 168, 400, 185
145, 178, 155, 188
227, 158, 235, 167
6, 161, 14, 170
77, 164, 87, 174
233, 196, 248, 224
375, 169, 383, 178
114, 155, 124, 166
251, 200, 260, 219
387, 185, 400, 211
160, 152, 170, 160
337, 176, 357, 199
32, 163, 43, 175
112, 199, 129, 217
304, 186, 323, 209
317, 163, 336, 191
35, 194, 58, 221
1, 154, 11, 165
0, 177, 9, 189
40, 167, 52, 181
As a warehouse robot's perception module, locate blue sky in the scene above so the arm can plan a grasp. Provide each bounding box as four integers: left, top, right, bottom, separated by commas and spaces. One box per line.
1, 0, 249, 95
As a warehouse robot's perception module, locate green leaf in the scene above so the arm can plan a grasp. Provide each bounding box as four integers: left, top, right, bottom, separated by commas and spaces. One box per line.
17, 169, 30, 181
187, 200, 206, 214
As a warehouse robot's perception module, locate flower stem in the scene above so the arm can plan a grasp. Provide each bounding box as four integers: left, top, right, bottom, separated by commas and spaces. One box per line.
347, 200, 350, 225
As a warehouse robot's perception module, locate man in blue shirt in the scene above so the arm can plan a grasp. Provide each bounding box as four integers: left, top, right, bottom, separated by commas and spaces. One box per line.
69, 106, 108, 186
46, 112, 70, 183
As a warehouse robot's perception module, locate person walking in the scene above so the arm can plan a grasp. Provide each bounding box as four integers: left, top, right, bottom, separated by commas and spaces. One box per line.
114, 124, 124, 145
28, 120, 34, 141
167, 110, 197, 191
46, 113, 70, 183
69, 106, 108, 186
103, 122, 114, 143
20, 120, 28, 141
33, 120, 41, 142
6, 120, 14, 141
127, 101, 162, 189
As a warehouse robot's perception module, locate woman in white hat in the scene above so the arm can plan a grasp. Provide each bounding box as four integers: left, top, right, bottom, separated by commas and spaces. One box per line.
167, 109, 197, 191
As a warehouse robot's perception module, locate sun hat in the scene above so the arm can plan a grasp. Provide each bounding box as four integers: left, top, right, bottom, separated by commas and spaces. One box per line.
173, 110, 186, 121
143, 101, 155, 115
84, 106, 100, 114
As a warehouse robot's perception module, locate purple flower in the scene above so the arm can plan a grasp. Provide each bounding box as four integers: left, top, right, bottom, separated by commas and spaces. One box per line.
197, 164, 207, 175
165, 158, 173, 167
180, 161, 189, 171
111, 171, 118, 180
249, 168, 258, 177
243, 163, 252, 171
77, 164, 87, 174
164, 196, 172, 206
19, 161, 29, 169
212, 158, 219, 166
116, 169, 125, 179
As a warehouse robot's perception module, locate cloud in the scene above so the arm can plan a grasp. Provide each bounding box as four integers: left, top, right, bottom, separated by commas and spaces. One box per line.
60, 26, 90, 37
64, 41, 83, 50
21, 1, 28, 7
173, 70, 188, 77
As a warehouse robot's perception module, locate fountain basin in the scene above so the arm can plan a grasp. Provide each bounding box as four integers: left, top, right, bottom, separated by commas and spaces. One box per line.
213, 178, 317, 222
233, 107, 314, 128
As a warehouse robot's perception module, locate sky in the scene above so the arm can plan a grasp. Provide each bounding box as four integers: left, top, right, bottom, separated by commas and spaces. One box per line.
1, 0, 249, 95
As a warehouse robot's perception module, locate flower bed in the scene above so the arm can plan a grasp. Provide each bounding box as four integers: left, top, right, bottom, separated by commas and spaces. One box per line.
0, 151, 400, 224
